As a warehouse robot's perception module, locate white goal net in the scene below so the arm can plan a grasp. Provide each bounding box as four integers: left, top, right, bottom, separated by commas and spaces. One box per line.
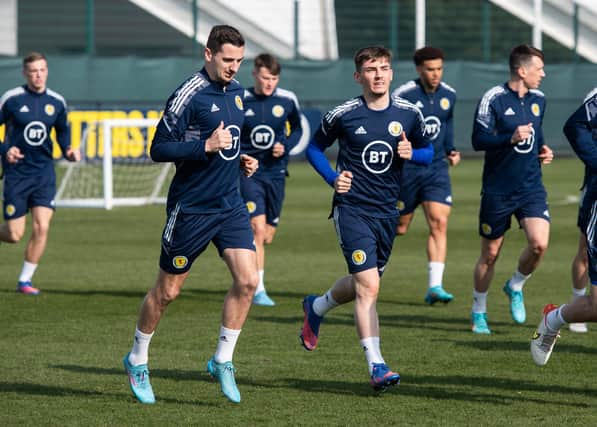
55, 118, 173, 209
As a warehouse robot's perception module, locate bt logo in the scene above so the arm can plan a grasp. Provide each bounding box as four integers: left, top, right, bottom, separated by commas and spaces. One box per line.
361, 140, 394, 174
514, 126, 535, 154
219, 125, 241, 160
24, 121, 47, 146
250, 124, 275, 150
424, 116, 441, 140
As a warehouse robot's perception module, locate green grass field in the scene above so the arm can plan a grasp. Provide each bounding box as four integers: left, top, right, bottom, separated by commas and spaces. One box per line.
1, 158, 595, 426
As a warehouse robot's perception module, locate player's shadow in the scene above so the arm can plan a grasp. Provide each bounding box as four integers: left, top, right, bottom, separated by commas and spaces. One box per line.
0, 381, 215, 406
453, 339, 597, 355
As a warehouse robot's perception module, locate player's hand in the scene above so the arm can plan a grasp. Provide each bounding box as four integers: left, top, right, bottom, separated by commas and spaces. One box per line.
397, 132, 412, 159
510, 123, 533, 144
205, 121, 232, 153
334, 170, 353, 194
66, 147, 81, 162
272, 142, 285, 158
447, 150, 461, 166
5, 146, 24, 164
539, 145, 554, 165
240, 154, 258, 177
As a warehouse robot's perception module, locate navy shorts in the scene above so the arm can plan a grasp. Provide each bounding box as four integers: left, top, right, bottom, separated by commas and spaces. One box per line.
240, 174, 285, 227
332, 205, 397, 275
478, 190, 550, 240
3, 174, 56, 220
159, 204, 256, 274
398, 161, 452, 215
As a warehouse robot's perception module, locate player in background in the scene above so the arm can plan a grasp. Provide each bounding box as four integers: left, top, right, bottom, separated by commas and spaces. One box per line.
567, 87, 597, 334
122, 25, 259, 405
240, 53, 303, 306
470, 45, 553, 334
300, 46, 432, 391
0, 52, 80, 295
531, 88, 597, 365
392, 46, 460, 305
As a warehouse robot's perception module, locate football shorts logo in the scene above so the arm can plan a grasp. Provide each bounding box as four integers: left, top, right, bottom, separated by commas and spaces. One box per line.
173, 256, 188, 269
246, 201, 257, 214
272, 105, 284, 117
481, 223, 492, 236
235, 95, 243, 110
445, 195, 453, 203
387, 121, 403, 137
361, 140, 394, 174
531, 103, 541, 117
44, 104, 55, 116
397, 200, 405, 211
23, 121, 47, 146
351, 249, 367, 266
250, 124, 275, 150
543, 209, 550, 218
514, 126, 535, 154
5, 204, 16, 217
440, 97, 450, 110
424, 116, 441, 140
219, 125, 241, 160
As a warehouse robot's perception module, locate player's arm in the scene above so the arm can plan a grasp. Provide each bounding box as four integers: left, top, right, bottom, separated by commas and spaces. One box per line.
407, 108, 433, 165
150, 103, 209, 163
306, 137, 338, 187
471, 102, 512, 151
564, 99, 597, 171
55, 104, 79, 162
283, 97, 303, 153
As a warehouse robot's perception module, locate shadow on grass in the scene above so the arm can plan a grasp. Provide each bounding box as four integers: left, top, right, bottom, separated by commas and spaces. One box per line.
0, 381, 215, 406
49, 364, 594, 406
453, 339, 597, 355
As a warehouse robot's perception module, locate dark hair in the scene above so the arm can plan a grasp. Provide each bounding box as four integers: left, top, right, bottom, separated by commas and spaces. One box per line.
23, 52, 46, 67
206, 25, 245, 53
254, 53, 281, 75
509, 44, 544, 74
354, 46, 392, 72
413, 46, 444, 66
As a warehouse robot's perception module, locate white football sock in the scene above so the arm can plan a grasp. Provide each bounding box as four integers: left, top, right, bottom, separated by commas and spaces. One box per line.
313, 290, 338, 317
128, 327, 154, 366
214, 326, 241, 363
472, 289, 488, 313
428, 262, 445, 288
546, 305, 567, 332
360, 336, 385, 375
256, 270, 265, 294
572, 286, 586, 299
508, 270, 530, 292
18, 261, 38, 283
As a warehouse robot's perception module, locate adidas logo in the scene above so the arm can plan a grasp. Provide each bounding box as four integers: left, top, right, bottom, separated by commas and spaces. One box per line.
19, 105, 29, 113
211, 103, 220, 112
354, 126, 367, 135
245, 108, 255, 116
415, 101, 424, 108
505, 107, 515, 116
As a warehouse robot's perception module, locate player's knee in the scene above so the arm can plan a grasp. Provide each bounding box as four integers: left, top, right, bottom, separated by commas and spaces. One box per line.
431, 216, 448, 233
4, 228, 25, 243
396, 224, 408, 236
154, 284, 181, 306
483, 251, 500, 267
252, 224, 267, 242
32, 221, 50, 238
530, 240, 548, 257
237, 272, 258, 296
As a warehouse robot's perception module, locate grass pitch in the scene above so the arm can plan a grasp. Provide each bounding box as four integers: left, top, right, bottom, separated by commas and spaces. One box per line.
1, 158, 595, 426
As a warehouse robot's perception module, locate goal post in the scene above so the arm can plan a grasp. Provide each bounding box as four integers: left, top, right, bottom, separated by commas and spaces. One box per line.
55, 117, 173, 209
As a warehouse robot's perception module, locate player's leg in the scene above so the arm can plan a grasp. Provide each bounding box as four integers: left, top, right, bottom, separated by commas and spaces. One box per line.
0, 216, 26, 243
472, 236, 504, 334
421, 200, 453, 304
16, 206, 53, 294
124, 268, 189, 404
395, 212, 414, 236
503, 217, 550, 324
207, 206, 258, 403
250, 213, 275, 305
569, 232, 589, 332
